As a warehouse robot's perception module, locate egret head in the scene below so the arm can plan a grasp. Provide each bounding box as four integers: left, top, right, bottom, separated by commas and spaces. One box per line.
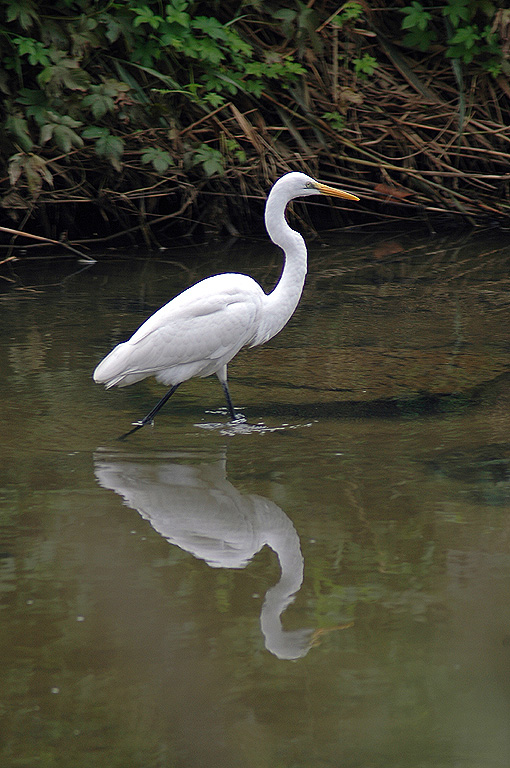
273, 171, 359, 202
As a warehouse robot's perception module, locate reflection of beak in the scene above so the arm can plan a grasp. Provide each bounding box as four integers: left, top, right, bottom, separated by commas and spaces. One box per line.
315, 182, 360, 201
310, 621, 354, 647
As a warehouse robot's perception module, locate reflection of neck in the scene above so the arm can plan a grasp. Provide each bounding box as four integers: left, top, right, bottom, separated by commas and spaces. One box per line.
265, 517, 304, 599
258, 500, 311, 660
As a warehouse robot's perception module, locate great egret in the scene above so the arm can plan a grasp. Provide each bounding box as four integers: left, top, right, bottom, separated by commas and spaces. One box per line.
93, 172, 359, 434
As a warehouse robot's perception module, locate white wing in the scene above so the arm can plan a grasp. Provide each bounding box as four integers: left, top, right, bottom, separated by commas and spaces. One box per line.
93, 273, 265, 388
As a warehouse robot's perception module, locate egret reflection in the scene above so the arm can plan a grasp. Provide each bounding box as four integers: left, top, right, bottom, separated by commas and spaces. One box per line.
94, 453, 314, 659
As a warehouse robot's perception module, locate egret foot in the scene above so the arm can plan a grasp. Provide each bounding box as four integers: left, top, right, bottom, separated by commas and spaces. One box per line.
117, 421, 147, 440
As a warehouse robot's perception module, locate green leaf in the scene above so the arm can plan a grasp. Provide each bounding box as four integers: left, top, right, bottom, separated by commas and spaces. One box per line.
39, 122, 53, 145
192, 16, 228, 41
132, 5, 164, 29
449, 25, 480, 49
442, 0, 471, 27
141, 147, 174, 173
192, 144, 224, 176
165, 0, 191, 26
401, 2, 432, 31
39, 112, 84, 152
37, 59, 90, 93
195, 38, 225, 65
53, 124, 84, 153
225, 29, 252, 56
353, 54, 378, 76
46, 111, 83, 129
83, 127, 124, 170
274, 9, 297, 22
402, 27, 437, 51
6, 0, 38, 30
333, 1, 363, 27
96, 134, 124, 170
5, 114, 34, 151
16, 87, 49, 125
322, 112, 346, 131
82, 92, 113, 119
82, 126, 105, 140
203, 92, 225, 107
82, 78, 131, 118
13, 36, 52, 67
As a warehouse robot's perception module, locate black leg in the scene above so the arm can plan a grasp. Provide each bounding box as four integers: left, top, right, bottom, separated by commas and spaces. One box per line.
221, 380, 237, 420
118, 383, 180, 440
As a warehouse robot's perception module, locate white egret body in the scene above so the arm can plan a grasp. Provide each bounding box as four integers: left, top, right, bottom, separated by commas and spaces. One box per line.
93, 172, 358, 434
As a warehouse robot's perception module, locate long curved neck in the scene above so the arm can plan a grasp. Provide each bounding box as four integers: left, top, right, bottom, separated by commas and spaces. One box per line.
252, 186, 308, 346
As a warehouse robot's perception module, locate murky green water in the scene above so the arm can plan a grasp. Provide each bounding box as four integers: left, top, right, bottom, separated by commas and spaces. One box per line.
1, 231, 510, 767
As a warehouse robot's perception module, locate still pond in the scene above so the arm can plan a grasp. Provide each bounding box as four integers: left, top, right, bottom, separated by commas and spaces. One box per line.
1, 229, 510, 767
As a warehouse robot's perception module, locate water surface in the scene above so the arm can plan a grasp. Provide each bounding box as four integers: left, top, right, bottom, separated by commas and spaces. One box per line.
1, 231, 510, 767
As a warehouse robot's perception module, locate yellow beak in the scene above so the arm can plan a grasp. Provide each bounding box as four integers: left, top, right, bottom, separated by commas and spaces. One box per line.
315, 182, 359, 201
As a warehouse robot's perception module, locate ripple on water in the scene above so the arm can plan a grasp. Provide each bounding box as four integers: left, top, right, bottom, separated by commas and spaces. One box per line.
196, 411, 314, 436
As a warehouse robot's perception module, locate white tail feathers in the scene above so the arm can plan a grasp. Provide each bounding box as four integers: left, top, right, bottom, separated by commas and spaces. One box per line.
93, 342, 148, 388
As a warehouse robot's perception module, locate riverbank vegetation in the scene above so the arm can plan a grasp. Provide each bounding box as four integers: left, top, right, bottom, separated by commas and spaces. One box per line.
1, 0, 509, 248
